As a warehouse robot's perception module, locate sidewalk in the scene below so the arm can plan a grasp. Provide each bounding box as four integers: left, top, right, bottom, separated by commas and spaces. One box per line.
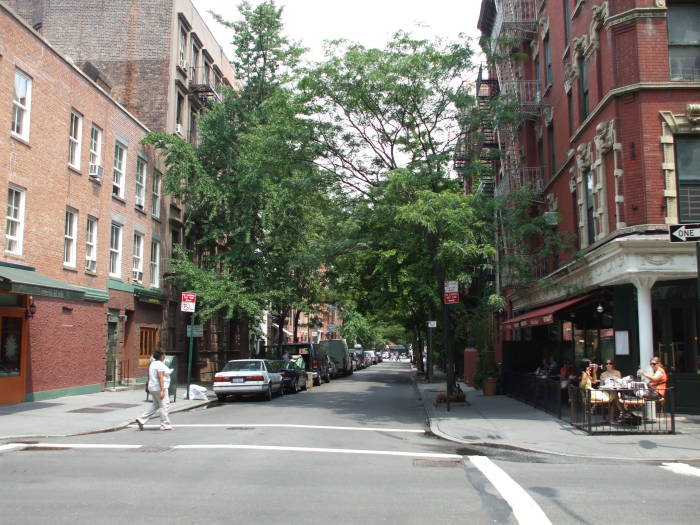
0, 384, 213, 441
414, 369, 700, 461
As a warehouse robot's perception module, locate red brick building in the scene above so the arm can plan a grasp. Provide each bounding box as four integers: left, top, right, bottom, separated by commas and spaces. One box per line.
478, 0, 700, 412
1, 3, 169, 403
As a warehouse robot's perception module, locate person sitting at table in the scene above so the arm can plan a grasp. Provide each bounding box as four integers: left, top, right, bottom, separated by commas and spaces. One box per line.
548, 356, 559, 377
534, 358, 549, 377
559, 359, 575, 400
580, 361, 615, 419
637, 357, 668, 400
600, 359, 622, 382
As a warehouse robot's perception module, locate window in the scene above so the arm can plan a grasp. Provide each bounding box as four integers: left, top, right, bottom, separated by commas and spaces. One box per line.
176, 93, 184, 133
11, 69, 32, 140
578, 56, 589, 121
668, 3, 700, 81
675, 136, 700, 222
109, 223, 122, 277
152, 170, 162, 218
113, 142, 126, 198
534, 55, 541, 99
64, 208, 77, 267
544, 36, 553, 86
68, 111, 83, 169
567, 92, 574, 136
135, 157, 147, 208
89, 126, 102, 169
204, 60, 212, 87
189, 108, 198, 144
140, 327, 158, 358
564, 0, 571, 44
191, 40, 200, 80
132, 232, 144, 282
586, 171, 596, 245
150, 240, 160, 288
178, 26, 188, 68
5, 186, 25, 254
86, 216, 97, 272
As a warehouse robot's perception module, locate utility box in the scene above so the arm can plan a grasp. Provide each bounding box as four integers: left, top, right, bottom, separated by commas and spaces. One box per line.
463, 348, 478, 387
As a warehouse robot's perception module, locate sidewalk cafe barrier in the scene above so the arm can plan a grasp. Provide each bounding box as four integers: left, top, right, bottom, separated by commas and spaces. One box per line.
503, 372, 562, 419
568, 385, 675, 435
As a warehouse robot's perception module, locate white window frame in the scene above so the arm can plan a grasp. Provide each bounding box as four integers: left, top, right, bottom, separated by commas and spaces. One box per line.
112, 142, 126, 198
12, 69, 32, 141
64, 207, 78, 267
132, 232, 144, 283
68, 111, 83, 170
5, 186, 26, 255
109, 222, 123, 278
152, 170, 162, 218
89, 125, 102, 169
85, 216, 97, 271
135, 157, 147, 209
179, 26, 188, 67
150, 240, 160, 288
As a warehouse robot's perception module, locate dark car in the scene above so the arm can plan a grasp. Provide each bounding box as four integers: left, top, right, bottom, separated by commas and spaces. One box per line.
265, 343, 330, 385
277, 360, 307, 394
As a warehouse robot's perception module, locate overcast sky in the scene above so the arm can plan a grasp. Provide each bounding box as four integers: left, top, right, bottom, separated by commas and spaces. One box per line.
192, 0, 483, 65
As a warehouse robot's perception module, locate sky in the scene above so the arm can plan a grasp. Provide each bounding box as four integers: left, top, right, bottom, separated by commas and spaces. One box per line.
192, 0, 483, 64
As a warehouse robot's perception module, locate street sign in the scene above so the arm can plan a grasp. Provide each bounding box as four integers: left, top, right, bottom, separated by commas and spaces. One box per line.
181, 292, 196, 312
444, 281, 458, 293
428, 321, 437, 328
669, 223, 700, 243
444, 281, 459, 304
187, 324, 204, 337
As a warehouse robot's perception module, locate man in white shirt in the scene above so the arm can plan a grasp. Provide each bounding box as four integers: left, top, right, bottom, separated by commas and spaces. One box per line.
135, 350, 173, 430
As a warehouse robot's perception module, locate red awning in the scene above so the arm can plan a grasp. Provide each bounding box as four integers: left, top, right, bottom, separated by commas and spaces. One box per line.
501, 292, 601, 330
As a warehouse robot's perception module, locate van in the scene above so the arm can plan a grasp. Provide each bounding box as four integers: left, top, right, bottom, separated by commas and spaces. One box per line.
318, 339, 353, 376
264, 342, 330, 385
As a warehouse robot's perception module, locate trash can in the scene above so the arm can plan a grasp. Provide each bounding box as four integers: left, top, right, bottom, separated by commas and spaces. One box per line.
145, 355, 177, 402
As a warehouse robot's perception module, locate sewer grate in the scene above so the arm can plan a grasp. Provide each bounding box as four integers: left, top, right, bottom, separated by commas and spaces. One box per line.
412, 459, 462, 468
97, 403, 139, 409
67, 407, 115, 413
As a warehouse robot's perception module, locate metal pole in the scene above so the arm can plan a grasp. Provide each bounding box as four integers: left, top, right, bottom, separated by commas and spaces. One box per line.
427, 326, 433, 382
443, 302, 452, 412
695, 242, 700, 373
186, 312, 195, 400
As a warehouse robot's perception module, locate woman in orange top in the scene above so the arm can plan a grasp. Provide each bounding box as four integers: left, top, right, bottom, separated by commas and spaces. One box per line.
637, 357, 668, 399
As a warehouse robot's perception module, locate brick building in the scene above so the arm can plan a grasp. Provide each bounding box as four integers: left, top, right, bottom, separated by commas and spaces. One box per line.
5, 0, 239, 385
1, 3, 169, 403
477, 0, 700, 412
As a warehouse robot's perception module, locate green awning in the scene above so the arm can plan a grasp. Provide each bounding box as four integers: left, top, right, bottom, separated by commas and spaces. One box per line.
0, 264, 85, 301
133, 286, 166, 305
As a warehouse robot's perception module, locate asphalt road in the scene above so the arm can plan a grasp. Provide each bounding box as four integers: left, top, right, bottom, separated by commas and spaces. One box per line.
2, 362, 699, 524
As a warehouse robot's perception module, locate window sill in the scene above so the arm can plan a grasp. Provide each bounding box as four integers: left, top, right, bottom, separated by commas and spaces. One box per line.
135, 205, 147, 215
151, 215, 162, 223
85, 269, 97, 277
112, 194, 126, 204
10, 132, 31, 147
68, 165, 82, 175
63, 265, 78, 273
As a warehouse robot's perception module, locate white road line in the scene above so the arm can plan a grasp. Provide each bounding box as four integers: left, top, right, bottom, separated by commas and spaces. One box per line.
145, 423, 425, 433
660, 462, 700, 478
468, 456, 552, 525
26, 444, 141, 450
174, 444, 462, 459
0, 443, 26, 453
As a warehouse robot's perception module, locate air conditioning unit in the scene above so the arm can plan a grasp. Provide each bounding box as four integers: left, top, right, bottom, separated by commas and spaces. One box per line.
89, 164, 104, 180
86, 259, 97, 272
135, 202, 144, 210
175, 123, 183, 135
132, 270, 143, 282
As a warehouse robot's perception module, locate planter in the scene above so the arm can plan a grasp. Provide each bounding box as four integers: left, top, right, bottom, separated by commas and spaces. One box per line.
483, 377, 497, 396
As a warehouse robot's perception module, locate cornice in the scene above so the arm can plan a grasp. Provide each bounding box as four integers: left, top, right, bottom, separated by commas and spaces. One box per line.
607, 8, 667, 28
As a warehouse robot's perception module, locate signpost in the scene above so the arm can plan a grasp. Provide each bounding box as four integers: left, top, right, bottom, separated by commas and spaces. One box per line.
669, 224, 700, 375
444, 281, 459, 304
427, 321, 436, 381
181, 292, 197, 399
443, 281, 459, 411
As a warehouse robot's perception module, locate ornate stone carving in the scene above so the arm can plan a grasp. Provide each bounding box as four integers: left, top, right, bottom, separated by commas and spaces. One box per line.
655, 0, 666, 7
595, 120, 615, 155
576, 142, 593, 173
546, 193, 558, 212
643, 255, 672, 266
564, 61, 576, 93
589, 2, 609, 50
686, 104, 700, 126
573, 35, 589, 58
569, 173, 577, 194
543, 105, 554, 126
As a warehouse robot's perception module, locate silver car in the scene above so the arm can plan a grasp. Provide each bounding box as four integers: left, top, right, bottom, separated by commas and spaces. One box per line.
213, 359, 284, 402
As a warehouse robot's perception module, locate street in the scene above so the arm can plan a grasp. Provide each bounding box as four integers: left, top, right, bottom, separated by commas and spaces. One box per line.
2, 362, 699, 524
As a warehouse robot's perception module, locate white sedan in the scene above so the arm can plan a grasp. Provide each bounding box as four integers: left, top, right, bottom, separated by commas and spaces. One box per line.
213, 359, 284, 402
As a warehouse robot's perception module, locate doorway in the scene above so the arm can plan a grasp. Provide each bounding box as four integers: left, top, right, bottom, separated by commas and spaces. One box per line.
106, 311, 119, 387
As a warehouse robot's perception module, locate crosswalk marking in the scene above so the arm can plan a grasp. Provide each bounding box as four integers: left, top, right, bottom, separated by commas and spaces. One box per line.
468, 456, 552, 525
128, 423, 425, 433
660, 462, 700, 478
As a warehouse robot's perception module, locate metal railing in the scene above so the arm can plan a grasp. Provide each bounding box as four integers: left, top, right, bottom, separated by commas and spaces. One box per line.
503, 372, 563, 418
493, 0, 539, 40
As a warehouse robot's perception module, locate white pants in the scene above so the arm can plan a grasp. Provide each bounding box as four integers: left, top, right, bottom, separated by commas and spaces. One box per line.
140, 390, 171, 427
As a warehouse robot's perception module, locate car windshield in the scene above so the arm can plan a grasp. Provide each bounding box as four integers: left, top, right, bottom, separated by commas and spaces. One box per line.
222, 360, 263, 372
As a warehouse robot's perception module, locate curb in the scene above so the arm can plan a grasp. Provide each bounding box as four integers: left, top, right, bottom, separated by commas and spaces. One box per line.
410, 368, 700, 463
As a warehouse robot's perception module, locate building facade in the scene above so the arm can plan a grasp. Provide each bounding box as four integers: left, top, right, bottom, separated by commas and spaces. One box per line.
5, 0, 238, 386
478, 0, 700, 412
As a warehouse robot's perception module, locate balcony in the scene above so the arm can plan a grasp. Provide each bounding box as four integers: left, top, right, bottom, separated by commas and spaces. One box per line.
496, 165, 544, 198
492, 0, 539, 42
499, 80, 543, 115
188, 67, 222, 106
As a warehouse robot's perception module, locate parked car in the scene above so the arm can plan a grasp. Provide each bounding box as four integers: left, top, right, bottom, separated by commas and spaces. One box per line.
278, 359, 307, 394
319, 339, 353, 376
363, 351, 374, 367
365, 350, 378, 365
352, 349, 365, 370
213, 359, 284, 402
266, 343, 330, 385
327, 359, 337, 379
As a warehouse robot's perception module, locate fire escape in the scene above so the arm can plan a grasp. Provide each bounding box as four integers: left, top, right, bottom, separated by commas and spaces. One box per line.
188, 67, 222, 108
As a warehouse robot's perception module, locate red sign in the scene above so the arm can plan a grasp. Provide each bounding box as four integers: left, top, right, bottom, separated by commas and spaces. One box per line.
181, 292, 196, 312
444, 292, 459, 304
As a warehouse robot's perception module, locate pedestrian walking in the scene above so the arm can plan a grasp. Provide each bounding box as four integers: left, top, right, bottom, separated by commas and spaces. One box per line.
135, 350, 173, 431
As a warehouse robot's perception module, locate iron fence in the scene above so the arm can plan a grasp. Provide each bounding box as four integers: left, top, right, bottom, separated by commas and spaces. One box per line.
503, 372, 562, 419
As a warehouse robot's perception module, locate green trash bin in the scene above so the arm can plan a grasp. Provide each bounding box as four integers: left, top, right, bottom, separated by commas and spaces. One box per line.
145, 355, 177, 403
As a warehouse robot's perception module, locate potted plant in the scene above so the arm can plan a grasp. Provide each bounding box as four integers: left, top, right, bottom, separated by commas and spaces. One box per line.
474, 350, 499, 396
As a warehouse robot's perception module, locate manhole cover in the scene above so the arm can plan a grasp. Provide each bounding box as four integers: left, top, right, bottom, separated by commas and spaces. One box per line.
68, 407, 115, 413
412, 459, 462, 468
97, 403, 139, 409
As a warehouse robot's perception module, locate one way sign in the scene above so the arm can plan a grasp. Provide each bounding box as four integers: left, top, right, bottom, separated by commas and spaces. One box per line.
669, 224, 700, 243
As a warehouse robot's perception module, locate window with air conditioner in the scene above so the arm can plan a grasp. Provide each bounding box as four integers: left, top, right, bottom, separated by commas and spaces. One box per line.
109, 223, 122, 278
68, 111, 83, 170
135, 157, 147, 208
11, 69, 32, 141
64, 207, 78, 267
113, 142, 126, 198
675, 136, 700, 222
133, 232, 144, 283
5, 186, 25, 255
668, 2, 700, 81
86, 216, 97, 271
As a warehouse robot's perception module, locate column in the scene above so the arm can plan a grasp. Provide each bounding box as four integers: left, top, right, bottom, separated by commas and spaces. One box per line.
631, 275, 657, 370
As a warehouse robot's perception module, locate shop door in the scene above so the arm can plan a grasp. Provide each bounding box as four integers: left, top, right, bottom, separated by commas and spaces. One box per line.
106, 320, 119, 387
0, 310, 28, 405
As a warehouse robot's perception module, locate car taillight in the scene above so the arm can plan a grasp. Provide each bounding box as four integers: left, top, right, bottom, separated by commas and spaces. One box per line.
280, 371, 291, 377
313, 359, 318, 368
247, 375, 265, 382
214, 376, 228, 382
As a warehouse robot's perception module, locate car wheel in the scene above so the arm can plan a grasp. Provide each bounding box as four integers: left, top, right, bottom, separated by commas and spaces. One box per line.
293, 378, 300, 393
216, 393, 227, 402
264, 384, 272, 401
324, 374, 330, 383
278, 382, 286, 397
